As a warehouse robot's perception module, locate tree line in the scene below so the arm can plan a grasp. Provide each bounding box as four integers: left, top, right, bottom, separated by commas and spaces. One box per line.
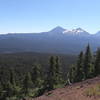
0, 56, 64, 100
0, 45, 100, 100
68, 44, 100, 83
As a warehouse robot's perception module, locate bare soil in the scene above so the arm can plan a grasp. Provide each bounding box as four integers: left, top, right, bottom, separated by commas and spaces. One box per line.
29, 76, 100, 100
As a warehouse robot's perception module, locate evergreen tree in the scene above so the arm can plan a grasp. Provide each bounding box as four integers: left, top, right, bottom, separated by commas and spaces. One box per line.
22, 72, 33, 96
9, 69, 16, 86
0, 67, 8, 85
3, 81, 13, 99
94, 48, 100, 76
55, 56, 63, 85
43, 56, 56, 91
83, 44, 93, 79
75, 51, 84, 82
68, 65, 76, 83
36, 56, 63, 96
0, 82, 4, 99
31, 64, 41, 87
9, 69, 20, 97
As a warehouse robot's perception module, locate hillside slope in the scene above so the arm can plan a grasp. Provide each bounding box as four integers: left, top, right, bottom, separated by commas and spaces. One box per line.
32, 76, 100, 100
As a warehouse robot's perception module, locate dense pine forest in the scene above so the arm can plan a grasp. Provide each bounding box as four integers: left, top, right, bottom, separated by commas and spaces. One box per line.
0, 45, 100, 100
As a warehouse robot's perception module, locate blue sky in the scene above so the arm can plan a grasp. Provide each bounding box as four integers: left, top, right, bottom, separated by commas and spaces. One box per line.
0, 0, 100, 34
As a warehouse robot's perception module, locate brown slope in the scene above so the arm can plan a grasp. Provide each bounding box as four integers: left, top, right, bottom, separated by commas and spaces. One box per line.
30, 76, 100, 100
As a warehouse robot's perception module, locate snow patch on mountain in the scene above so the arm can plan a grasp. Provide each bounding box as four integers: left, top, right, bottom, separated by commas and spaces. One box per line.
63, 28, 89, 35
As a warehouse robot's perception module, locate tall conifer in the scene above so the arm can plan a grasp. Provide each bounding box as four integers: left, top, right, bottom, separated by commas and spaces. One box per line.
94, 48, 100, 76
22, 72, 33, 96
84, 44, 93, 79
75, 51, 84, 82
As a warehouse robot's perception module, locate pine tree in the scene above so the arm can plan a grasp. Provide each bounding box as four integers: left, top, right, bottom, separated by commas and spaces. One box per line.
94, 48, 100, 76
43, 56, 56, 91
22, 72, 33, 96
68, 65, 76, 83
31, 64, 41, 87
0, 82, 4, 99
3, 81, 13, 99
83, 44, 93, 79
36, 56, 62, 96
9, 69, 16, 86
55, 56, 63, 85
75, 51, 84, 82
0, 67, 8, 85
9, 69, 20, 97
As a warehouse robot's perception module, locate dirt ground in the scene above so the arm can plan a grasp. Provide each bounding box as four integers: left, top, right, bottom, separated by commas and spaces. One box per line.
28, 76, 100, 100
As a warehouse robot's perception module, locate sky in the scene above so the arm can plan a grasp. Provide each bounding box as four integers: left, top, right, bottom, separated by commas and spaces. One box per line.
0, 0, 100, 34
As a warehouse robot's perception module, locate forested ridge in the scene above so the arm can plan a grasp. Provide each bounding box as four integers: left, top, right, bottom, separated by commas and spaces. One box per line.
0, 45, 100, 100
0, 52, 76, 100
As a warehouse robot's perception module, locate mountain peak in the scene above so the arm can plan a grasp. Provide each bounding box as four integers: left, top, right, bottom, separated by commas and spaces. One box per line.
63, 28, 90, 36
49, 26, 65, 33
54, 26, 64, 29
72, 28, 86, 33
46, 27, 90, 36
76, 27, 84, 30
76, 27, 84, 31
49, 26, 65, 34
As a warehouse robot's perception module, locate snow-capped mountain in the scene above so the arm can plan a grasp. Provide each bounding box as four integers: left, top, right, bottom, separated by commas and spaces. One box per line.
49, 26, 65, 33
0, 26, 99, 54
47, 26, 65, 35
47, 26, 90, 36
63, 28, 90, 36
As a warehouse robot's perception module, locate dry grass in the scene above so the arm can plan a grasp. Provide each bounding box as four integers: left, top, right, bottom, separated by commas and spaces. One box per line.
85, 84, 100, 97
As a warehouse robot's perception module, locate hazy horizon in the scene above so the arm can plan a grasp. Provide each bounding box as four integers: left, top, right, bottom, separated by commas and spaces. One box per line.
0, 26, 99, 35
0, 0, 100, 34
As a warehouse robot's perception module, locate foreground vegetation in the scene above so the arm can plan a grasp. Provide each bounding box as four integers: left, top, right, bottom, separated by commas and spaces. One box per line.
68, 44, 100, 83
0, 45, 100, 100
0, 53, 75, 100
85, 84, 100, 97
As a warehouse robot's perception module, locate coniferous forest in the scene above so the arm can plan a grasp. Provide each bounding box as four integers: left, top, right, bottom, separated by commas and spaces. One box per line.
0, 45, 100, 100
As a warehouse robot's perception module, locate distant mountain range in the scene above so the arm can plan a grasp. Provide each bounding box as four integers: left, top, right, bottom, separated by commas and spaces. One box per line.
0, 26, 100, 54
